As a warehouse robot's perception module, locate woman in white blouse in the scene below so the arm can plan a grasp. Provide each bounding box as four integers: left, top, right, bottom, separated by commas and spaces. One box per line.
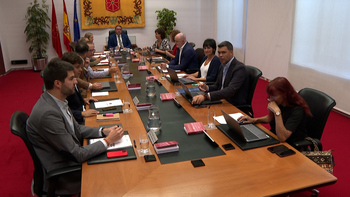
184, 38, 220, 83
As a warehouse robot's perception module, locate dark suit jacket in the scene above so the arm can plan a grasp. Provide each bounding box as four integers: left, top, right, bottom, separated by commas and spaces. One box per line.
198, 55, 221, 82
168, 42, 198, 74
66, 85, 85, 124
27, 91, 106, 194
208, 58, 249, 105
107, 33, 131, 49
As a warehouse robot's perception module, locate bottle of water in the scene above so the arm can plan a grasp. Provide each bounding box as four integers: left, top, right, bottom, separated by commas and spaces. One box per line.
147, 105, 161, 135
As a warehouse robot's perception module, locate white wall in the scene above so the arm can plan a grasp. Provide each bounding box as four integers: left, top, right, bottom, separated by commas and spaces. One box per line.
0, 0, 215, 72
245, 0, 295, 80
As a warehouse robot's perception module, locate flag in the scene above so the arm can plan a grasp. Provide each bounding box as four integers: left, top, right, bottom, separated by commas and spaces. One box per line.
52, 0, 62, 58
63, 0, 72, 52
74, 0, 80, 42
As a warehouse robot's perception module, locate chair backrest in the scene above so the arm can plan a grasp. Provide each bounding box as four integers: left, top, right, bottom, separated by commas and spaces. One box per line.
195, 48, 204, 68
298, 88, 336, 140
69, 42, 76, 52
189, 42, 196, 48
10, 111, 44, 196
109, 29, 128, 36
245, 65, 262, 106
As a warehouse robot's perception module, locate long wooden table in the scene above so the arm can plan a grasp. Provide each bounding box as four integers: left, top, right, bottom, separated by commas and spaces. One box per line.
81, 55, 337, 197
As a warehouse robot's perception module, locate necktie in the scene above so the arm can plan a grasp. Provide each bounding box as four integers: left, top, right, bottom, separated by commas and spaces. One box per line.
118, 35, 123, 48
65, 106, 74, 132
221, 65, 229, 90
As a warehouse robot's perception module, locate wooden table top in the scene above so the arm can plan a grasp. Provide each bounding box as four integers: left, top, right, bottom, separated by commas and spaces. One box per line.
81, 55, 336, 197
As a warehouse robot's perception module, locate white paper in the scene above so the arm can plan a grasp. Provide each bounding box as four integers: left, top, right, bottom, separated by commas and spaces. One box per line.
177, 73, 187, 78
89, 135, 132, 150
94, 99, 123, 108
92, 92, 109, 97
214, 113, 244, 124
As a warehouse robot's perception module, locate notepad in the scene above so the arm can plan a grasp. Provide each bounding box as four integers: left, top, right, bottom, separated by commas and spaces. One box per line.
89, 134, 132, 150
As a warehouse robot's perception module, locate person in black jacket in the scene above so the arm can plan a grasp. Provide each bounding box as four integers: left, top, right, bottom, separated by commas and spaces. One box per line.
192, 41, 249, 106
184, 38, 220, 83
62, 52, 99, 124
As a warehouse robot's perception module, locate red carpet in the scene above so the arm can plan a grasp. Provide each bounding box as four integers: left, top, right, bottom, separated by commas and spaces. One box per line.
0, 70, 349, 196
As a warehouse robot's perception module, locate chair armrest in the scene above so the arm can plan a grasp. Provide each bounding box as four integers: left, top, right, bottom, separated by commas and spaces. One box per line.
46, 165, 82, 197
293, 138, 323, 151
46, 165, 81, 179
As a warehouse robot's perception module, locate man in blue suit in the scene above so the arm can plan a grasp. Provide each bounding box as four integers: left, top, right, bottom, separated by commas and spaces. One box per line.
107, 25, 132, 50
160, 33, 198, 74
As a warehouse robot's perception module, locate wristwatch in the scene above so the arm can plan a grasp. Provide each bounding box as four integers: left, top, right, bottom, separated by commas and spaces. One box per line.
275, 111, 281, 116
202, 92, 208, 100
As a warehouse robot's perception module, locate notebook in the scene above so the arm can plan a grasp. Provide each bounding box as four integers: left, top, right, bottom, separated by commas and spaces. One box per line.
221, 110, 269, 142
166, 68, 195, 84
180, 82, 222, 106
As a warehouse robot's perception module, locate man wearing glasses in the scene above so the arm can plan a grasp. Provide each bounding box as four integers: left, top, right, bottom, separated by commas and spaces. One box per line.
107, 25, 132, 50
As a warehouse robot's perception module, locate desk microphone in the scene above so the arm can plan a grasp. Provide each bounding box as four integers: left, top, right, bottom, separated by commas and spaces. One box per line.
173, 98, 182, 108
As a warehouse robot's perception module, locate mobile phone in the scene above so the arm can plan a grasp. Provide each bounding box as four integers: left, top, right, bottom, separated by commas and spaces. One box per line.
107, 150, 128, 158
276, 149, 296, 157
267, 145, 289, 153
102, 106, 117, 111
194, 104, 207, 109
222, 143, 235, 150
191, 159, 205, 167
144, 154, 157, 162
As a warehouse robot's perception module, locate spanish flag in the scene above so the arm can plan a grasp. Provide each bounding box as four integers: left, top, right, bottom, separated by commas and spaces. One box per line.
63, 0, 72, 52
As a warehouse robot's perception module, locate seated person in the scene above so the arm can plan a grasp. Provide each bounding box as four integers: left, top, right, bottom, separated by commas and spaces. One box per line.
62, 52, 99, 124
75, 40, 103, 97
238, 77, 311, 145
184, 38, 220, 83
165, 29, 181, 59
85, 41, 117, 79
84, 32, 94, 42
149, 28, 171, 58
160, 33, 198, 74
26, 58, 124, 195
107, 25, 131, 50
191, 41, 249, 105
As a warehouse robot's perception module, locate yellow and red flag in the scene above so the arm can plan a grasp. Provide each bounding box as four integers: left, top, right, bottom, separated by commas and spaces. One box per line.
52, 0, 62, 58
63, 0, 72, 52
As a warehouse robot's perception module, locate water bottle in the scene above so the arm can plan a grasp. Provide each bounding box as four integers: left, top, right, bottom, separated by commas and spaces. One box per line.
145, 77, 156, 97
147, 105, 161, 135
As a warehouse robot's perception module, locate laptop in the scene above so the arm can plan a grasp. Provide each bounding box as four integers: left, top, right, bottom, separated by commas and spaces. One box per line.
221, 109, 269, 142
166, 68, 195, 84
180, 82, 222, 105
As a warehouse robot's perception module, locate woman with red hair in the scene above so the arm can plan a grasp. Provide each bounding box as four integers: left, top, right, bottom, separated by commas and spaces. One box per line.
238, 77, 312, 144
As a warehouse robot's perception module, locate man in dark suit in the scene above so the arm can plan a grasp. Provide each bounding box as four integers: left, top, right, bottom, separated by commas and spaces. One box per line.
62, 52, 99, 124
107, 25, 132, 49
160, 33, 198, 74
192, 41, 249, 106
26, 58, 124, 195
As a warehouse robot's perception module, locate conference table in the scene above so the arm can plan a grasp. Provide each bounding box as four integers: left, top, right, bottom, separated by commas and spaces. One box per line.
81, 52, 337, 197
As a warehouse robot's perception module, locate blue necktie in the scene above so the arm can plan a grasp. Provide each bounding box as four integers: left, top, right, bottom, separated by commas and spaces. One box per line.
221, 65, 229, 90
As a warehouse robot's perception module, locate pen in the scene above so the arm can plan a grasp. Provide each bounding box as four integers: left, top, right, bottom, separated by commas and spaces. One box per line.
133, 140, 137, 148
208, 105, 211, 109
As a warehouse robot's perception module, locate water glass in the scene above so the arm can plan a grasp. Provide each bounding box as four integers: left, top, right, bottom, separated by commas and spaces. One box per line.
207, 110, 216, 129
151, 61, 156, 69
139, 133, 149, 154
122, 64, 130, 80
123, 97, 132, 113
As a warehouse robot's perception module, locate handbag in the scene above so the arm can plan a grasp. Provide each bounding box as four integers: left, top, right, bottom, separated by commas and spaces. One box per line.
301, 137, 334, 174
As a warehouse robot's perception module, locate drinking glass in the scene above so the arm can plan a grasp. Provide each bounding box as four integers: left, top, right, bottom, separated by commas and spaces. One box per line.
151, 61, 156, 69
206, 110, 216, 129
123, 97, 132, 113
139, 133, 149, 154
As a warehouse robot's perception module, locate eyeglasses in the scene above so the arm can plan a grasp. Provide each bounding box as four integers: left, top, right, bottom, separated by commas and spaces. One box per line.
116, 28, 122, 30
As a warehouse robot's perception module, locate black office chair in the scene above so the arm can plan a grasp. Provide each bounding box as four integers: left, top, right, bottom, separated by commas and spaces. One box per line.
189, 42, 196, 48
195, 48, 204, 68
10, 111, 81, 197
236, 65, 262, 117
293, 88, 336, 151
109, 29, 128, 36
69, 41, 77, 52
